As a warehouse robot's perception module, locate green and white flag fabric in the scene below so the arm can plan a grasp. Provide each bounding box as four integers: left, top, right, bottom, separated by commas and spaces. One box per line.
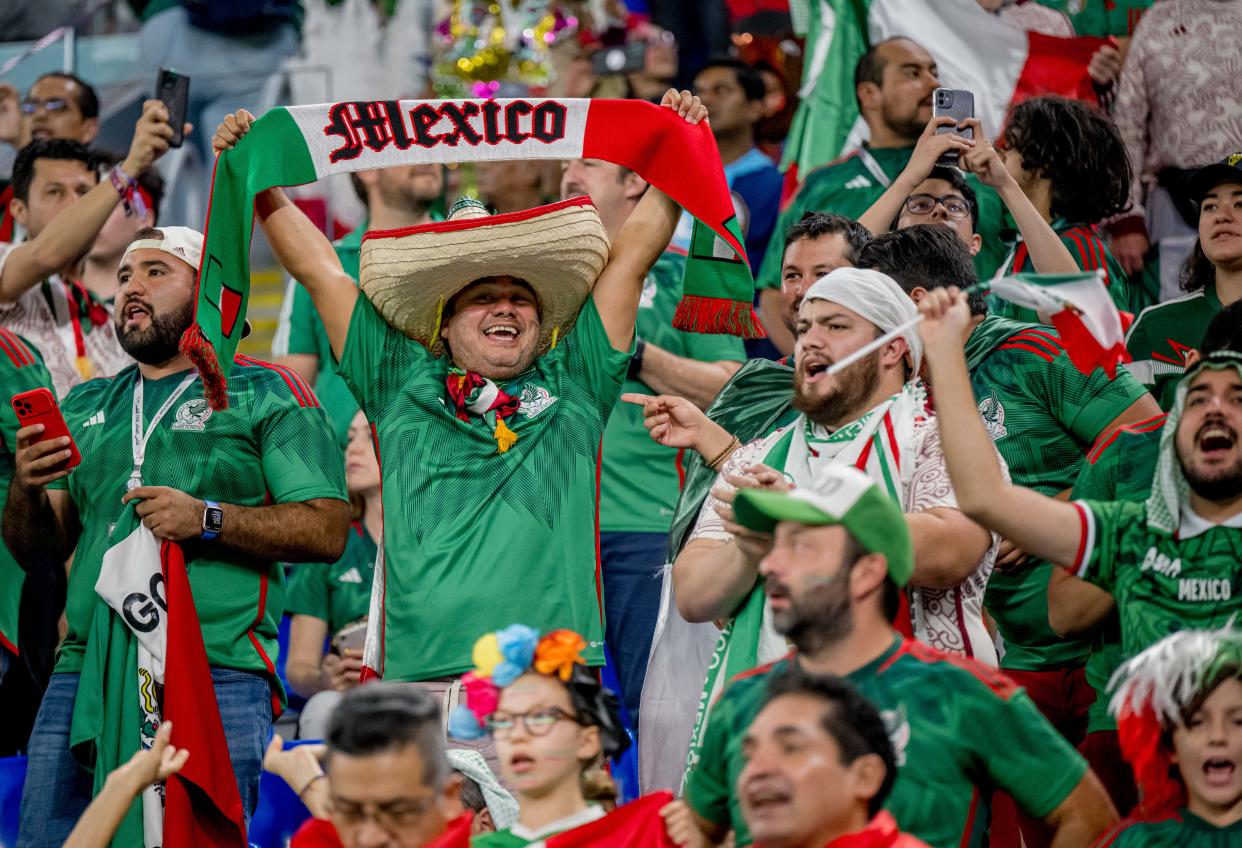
184, 97, 761, 409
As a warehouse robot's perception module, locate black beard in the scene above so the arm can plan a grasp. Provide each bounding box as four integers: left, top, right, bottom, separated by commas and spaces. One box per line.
883, 106, 928, 144
771, 569, 854, 655
117, 299, 194, 364
1181, 457, 1242, 502
792, 350, 881, 429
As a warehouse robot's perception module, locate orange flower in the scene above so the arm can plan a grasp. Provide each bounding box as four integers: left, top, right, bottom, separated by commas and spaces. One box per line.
533, 629, 586, 681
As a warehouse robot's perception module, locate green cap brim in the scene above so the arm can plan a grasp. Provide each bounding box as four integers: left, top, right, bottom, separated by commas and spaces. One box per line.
733, 488, 843, 534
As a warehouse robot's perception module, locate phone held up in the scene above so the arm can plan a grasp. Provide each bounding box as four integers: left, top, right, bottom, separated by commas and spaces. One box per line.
12, 388, 81, 471
932, 88, 974, 167
156, 67, 191, 149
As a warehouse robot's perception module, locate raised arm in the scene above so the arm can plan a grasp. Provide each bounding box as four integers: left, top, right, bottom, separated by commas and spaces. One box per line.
857, 117, 974, 236
591, 89, 705, 351
957, 119, 1078, 275
213, 111, 360, 359
1, 100, 178, 303
918, 286, 1084, 565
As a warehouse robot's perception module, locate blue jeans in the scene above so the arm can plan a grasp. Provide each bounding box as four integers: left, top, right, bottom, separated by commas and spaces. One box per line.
600, 532, 668, 726
18, 668, 272, 847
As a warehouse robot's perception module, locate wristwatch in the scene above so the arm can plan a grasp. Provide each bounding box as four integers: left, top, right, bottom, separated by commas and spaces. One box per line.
201, 500, 224, 541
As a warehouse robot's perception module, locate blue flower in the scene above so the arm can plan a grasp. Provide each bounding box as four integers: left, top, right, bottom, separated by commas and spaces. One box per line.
496, 624, 539, 670
492, 660, 524, 687
447, 705, 485, 740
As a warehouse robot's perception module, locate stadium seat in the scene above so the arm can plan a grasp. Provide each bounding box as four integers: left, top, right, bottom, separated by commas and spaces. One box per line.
0, 755, 27, 847
248, 738, 316, 848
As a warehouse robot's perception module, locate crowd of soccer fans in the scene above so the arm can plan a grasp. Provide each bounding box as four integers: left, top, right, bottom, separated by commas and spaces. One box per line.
1, 1, 1241, 846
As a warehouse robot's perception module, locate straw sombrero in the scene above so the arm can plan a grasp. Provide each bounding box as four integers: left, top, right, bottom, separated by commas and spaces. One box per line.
359, 195, 610, 356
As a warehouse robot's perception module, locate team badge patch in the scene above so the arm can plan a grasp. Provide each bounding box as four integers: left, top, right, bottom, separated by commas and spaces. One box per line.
978, 391, 1008, 440
171, 398, 213, 432
517, 384, 558, 419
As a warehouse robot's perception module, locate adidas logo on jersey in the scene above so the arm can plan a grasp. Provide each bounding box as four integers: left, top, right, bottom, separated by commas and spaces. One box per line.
338, 567, 363, 584
82, 411, 105, 428
844, 175, 872, 190
1140, 547, 1181, 579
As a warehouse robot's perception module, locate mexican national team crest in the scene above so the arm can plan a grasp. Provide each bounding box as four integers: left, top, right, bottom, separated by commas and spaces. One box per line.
978, 391, 1007, 440
171, 398, 213, 432
517, 384, 558, 419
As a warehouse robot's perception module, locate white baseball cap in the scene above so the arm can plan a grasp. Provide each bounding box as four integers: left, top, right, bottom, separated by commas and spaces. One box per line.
120, 226, 250, 338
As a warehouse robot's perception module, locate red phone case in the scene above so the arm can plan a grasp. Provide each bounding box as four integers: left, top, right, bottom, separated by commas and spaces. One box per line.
11, 388, 81, 469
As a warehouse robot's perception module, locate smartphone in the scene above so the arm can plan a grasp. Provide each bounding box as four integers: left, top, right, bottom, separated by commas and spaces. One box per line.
592, 42, 647, 76
156, 68, 190, 149
11, 388, 81, 470
931, 88, 974, 167
332, 619, 369, 655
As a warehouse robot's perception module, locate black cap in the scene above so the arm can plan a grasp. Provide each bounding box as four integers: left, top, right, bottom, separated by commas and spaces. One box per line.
1189, 153, 1242, 201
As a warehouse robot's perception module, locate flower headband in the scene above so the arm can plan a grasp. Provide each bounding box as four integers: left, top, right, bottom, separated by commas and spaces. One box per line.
448, 625, 588, 740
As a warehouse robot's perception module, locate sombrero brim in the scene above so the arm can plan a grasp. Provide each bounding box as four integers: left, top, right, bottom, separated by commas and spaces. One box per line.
359, 196, 610, 355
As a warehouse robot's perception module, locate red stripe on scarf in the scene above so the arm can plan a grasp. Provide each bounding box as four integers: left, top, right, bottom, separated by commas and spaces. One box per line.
161, 540, 248, 847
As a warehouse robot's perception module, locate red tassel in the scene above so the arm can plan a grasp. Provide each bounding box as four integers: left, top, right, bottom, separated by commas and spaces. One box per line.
1117, 704, 1184, 816
672, 295, 767, 339
179, 325, 230, 411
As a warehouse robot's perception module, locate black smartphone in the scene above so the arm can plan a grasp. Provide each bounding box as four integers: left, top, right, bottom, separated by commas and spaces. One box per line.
156, 68, 190, 149
931, 88, 974, 167
592, 42, 647, 76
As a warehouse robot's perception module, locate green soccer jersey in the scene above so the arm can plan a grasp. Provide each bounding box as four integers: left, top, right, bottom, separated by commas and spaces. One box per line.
273, 223, 365, 446
1101, 809, 1242, 847
1125, 285, 1224, 411
600, 250, 746, 534
991, 220, 1149, 321
684, 637, 1086, 848
0, 330, 55, 653
286, 522, 377, 632
1072, 499, 1242, 659
756, 147, 1007, 291
1035, 0, 1153, 37
965, 317, 1148, 671
48, 360, 347, 697
336, 294, 630, 681
1072, 413, 1164, 734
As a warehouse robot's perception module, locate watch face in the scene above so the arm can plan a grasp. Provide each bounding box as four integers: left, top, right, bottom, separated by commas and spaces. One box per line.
204, 507, 224, 533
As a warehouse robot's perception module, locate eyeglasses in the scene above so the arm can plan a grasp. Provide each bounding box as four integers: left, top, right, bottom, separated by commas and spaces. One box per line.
905, 193, 972, 219
20, 98, 72, 116
330, 794, 438, 830
485, 706, 580, 737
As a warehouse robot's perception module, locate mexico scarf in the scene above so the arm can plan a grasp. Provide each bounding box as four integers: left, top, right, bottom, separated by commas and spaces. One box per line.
70, 506, 246, 847
682, 382, 927, 785
183, 98, 761, 410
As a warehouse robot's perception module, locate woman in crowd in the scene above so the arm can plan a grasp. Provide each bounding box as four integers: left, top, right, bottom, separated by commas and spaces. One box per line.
285, 410, 381, 738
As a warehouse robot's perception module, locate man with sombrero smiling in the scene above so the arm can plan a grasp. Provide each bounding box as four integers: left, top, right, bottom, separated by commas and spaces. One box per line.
211, 90, 707, 744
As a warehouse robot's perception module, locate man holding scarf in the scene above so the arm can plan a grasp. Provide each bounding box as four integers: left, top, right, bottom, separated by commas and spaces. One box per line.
210, 91, 708, 730
4, 226, 349, 846
670, 268, 1000, 675
919, 284, 1242, 666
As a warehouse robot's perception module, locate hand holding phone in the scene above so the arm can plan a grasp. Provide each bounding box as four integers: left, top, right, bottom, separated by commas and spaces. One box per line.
931, 88, 975, 167
12, 388, 80, 487
156, 68, 191, 149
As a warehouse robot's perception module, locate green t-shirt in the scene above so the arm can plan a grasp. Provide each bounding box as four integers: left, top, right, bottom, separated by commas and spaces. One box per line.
756, 147, 1008, 290
286, 523, 377, 632
991, 220, 1149, 321
1071, 412, 1164, 733
48, 361, 346, 688
336, 294, 629, 681
1072, 499, 1242, 658
1124, 285, 1223, 411
273, 223, 365, 445
600, 250, 746, 534
684, 638, 1086, 848
1035, 0, 1153, 37
965, 317, 1148, 670
1102, 809, 1242, 847
0, 330, 55, 652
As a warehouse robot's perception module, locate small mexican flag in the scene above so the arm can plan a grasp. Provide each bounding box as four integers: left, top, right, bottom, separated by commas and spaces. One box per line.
989, 271, 1131, 378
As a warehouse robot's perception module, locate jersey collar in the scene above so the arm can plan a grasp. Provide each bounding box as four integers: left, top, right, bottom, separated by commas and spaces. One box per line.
1179, 506, 1242, 539
509, 804, 605, 840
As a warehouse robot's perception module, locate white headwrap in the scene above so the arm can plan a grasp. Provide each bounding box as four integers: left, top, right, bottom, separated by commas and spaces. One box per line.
801, 267, 923, 373
446, 749, 519, 829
